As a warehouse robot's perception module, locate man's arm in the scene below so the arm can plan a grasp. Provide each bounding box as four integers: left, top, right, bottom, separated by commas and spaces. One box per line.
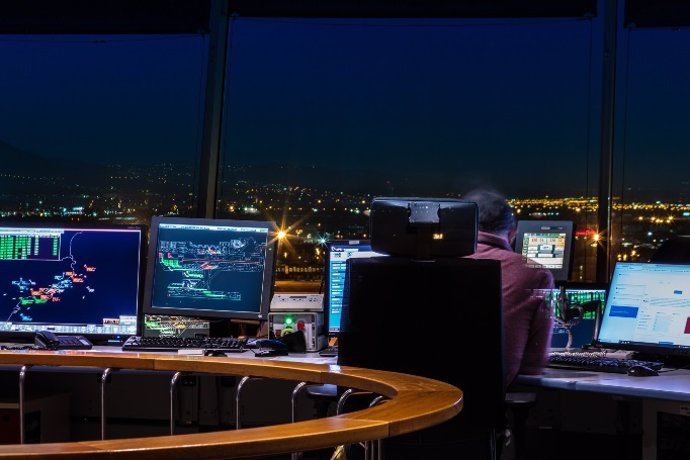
519, 270, 555, 375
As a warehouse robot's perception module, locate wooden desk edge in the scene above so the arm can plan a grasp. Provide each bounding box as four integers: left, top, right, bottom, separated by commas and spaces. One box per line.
0, 351, 463, 459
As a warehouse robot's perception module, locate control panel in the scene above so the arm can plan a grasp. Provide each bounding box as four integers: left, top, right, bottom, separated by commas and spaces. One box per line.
270, 293, 324, 312
268, 311, 326, 352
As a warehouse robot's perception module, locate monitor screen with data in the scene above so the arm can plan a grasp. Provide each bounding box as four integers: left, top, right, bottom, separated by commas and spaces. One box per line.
0, 223, 144, 343
143, 216, 277, 321
541, 284, 607, 349
596, 262, 690, 357
514, 220, 573, 281
325, 240, 386, 335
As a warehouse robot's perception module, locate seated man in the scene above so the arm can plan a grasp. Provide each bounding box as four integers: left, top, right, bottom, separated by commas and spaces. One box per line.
463, 188, 555, 387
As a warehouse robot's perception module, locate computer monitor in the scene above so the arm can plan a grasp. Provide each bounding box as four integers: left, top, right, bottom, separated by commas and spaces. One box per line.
514, 220, 574, 281
0, 223, 145, 344
142, 216, 277, 322
539, 283, 607, 349
595, 262, 690, 359
325, 240, 386, 336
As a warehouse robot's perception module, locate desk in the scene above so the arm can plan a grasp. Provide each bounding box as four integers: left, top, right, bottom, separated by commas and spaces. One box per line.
515, 368, 690, 460
0, 348, 461, 459
0, 346, 341, 435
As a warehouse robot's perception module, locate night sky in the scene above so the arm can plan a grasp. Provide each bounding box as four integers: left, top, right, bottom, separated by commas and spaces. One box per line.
0, 13, 689, 199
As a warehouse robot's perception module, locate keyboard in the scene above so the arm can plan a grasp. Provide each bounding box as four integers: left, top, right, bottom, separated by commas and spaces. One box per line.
122, 336, 247, 352
548, 351, 664, 374
319, 345, 338, 357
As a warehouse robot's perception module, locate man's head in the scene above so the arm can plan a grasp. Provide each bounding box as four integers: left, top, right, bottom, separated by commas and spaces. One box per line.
463, 188, 516, 238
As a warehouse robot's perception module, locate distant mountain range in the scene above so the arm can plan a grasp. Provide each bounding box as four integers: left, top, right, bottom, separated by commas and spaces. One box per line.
9, 139, 680, 200
0, 139, 403, 195
1, 140, 67, 175
0, 140, 118, 194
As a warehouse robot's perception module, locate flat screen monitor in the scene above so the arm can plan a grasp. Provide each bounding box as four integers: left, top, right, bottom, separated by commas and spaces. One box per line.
369, 197, 477, 259
514, 220, 573, 281
0, 223, 144, 343
595, 262, 690, 359
325, 240, 386, 335
537, 283, 607, 350
142, 216, 277, 321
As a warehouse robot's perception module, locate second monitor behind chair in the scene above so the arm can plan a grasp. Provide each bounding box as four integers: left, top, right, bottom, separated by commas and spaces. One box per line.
514, 220, 574, 282
324, 240, 386, 342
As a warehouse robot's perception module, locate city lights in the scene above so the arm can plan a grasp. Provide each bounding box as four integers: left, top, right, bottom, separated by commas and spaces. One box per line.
5, 162, 690, 285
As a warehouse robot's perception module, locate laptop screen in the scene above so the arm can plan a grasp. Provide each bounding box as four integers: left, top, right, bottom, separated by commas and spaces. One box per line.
325, 240, 386, 335
596, 262, 690, 357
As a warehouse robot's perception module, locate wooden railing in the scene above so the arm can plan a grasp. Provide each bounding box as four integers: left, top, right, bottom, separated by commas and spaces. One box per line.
0, 350, 463, 459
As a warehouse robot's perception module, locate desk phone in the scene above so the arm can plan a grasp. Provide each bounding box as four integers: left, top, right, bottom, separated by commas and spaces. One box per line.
35, 330, 93, 350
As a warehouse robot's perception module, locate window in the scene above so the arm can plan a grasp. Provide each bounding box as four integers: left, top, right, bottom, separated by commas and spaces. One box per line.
0, 34, 208, 224
612, 24, 690, 266
218, 15, 602, 285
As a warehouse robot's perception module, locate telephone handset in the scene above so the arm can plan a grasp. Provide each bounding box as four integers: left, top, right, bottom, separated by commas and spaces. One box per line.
34, 330, 93, 350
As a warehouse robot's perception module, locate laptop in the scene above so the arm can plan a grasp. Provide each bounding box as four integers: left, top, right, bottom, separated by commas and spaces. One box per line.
594, 262, 690, 360
320, 240, 386, 356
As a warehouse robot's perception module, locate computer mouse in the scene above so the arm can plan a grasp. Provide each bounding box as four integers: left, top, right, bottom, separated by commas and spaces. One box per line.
203, 349, 227, 357
247, 338, 288, 350
626, 365, 659, 377
254, 348, 289, 358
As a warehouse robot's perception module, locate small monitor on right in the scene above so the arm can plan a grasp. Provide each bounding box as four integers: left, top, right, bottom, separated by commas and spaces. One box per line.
544, 283, 607, 350
595, 262, 690, 360
514, 220, 573, 281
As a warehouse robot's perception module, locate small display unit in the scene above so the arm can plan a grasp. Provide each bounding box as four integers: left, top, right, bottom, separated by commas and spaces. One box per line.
325, 240, 386, 336
536, 283, 607, 350
0, 223, 145, 344
514, 220, 573, 281
595, 262, 690, 361
142, 216, 277, 322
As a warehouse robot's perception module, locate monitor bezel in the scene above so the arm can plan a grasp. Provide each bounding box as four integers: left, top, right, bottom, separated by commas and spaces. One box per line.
0, 221, 146, 345
142, 216, 277, 322
514, 219, 574, 282
593, 261, 690, 359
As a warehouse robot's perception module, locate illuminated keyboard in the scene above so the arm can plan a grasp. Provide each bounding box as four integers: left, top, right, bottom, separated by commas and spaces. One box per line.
548, 351, 663, 374
122, 336, 247, 352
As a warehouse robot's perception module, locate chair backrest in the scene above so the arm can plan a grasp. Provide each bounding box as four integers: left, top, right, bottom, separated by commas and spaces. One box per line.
338, 256, 504, 458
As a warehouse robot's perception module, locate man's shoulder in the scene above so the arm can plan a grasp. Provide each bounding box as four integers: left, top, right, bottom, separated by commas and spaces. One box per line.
500, 252, 555, 287
472, 241, 555, 288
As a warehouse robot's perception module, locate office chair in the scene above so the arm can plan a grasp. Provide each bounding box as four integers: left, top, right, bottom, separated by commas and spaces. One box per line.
339, 256, 505, 459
